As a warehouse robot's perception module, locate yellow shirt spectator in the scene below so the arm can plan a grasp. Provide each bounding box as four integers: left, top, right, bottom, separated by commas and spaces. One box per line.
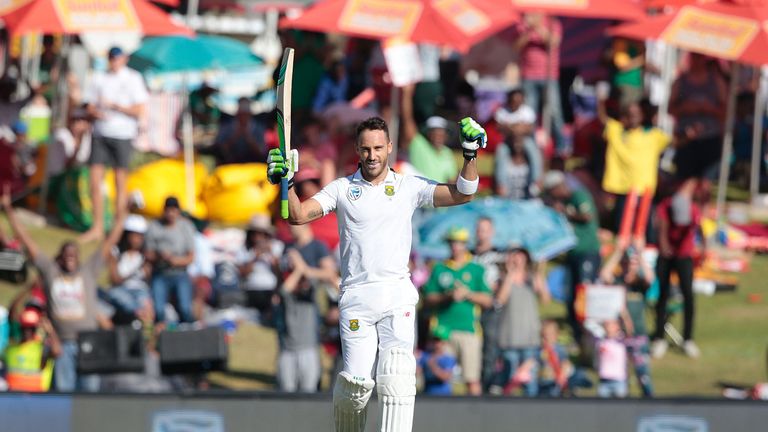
602, 118, 670, 195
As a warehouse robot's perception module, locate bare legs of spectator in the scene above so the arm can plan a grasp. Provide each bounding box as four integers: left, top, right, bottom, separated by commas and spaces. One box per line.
114, 166, 129, 224
80, 163, 106, 243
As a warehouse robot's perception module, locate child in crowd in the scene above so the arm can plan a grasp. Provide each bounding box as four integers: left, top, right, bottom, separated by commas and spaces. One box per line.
106, 214, 153, 325
600, 237, 655, 397
595, 318, 628, 398
417, 327, 457, 396
538, 320, 572, 397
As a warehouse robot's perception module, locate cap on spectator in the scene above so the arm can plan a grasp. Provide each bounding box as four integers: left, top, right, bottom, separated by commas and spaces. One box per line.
445, 226, 469, 243
11, 120, 27, 135
108, 46, 125, 59
20, 308, 41, 328
124, 214, 148, 234
542, 170, 566, 192
425, 116, 448, 130
247, 214, 275, 235
164, 196, 181, 209
432, 325, 451, 341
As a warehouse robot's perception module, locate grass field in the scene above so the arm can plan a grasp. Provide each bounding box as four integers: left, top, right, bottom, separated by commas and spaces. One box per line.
2, 214, 767, 397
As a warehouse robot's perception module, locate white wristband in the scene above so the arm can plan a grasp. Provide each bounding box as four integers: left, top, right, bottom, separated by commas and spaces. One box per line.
456, 175, 479, 195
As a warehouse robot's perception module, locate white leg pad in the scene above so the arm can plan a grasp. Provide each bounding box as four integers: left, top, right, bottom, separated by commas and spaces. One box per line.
334, 371, 375, 432
376, 347, 416, 432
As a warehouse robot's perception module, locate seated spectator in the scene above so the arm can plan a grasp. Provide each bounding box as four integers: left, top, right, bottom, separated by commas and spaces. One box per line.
423, 227, 493, 396
11, 121, 36, 179
405, 115, 458, 183
189, 83, 220, 133
275, 224, 337, 392
145, 197, 196, 324
600, 237, 655, 397
312, 60, 349, 114
106, 214, 153, 325
495, 136, 536, 200
493, 247, 549, 396
595, 318, 628, 398
538, 320, 573, 397
2, 184, 122, 392
48, 107, 92, 178
494, 89, 542, 183
212, 98, 267, 165
417, 327, 457, 396
237, 215, 284, 320
3, 307, 61, 392
298, 117, 337, 186
187, 217, 215, 321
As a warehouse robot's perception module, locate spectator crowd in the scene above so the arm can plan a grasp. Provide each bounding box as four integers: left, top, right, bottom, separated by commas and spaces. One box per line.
1, 13, 760, 398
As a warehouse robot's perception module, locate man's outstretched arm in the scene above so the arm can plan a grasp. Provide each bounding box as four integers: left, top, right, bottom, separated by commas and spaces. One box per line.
434, 117, 485, 208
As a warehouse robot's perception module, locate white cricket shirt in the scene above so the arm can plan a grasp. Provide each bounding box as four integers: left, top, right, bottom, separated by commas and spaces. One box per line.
312, 168, 437, 289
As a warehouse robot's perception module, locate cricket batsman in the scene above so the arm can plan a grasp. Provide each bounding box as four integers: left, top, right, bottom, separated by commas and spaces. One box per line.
267, 116, 486, 431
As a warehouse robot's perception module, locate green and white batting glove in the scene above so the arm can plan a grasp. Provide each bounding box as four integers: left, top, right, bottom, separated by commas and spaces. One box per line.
459, 117, 487, 161
267, 148, 299, 187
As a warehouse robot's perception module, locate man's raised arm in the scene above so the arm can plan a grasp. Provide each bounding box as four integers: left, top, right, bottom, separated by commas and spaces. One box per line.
267, 148, 326, 225
434, 118, 486, 208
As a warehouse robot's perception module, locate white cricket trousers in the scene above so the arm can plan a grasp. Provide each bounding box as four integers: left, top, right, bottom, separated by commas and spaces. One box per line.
338, 279, 419, 380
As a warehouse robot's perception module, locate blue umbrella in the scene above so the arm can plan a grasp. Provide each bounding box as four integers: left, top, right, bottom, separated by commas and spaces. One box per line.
128, 35, 262, 73
416, 198, 577, 262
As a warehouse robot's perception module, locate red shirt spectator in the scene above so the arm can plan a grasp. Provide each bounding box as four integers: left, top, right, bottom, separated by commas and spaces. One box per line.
515, 15, 562, 81
656, 196, 701, 258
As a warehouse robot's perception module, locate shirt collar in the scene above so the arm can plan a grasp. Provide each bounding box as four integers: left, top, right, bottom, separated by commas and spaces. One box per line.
352, 167, 397, 185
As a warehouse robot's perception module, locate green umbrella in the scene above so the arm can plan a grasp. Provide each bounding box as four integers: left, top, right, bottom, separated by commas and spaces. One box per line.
128, 35, 262, 74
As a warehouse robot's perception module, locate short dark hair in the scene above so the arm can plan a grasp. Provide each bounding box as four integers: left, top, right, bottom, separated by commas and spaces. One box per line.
507, 89, 524, 101
356, 117, 390, 143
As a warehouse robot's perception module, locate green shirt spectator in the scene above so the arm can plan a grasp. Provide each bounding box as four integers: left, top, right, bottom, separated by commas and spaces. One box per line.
408, 116, 458, 183
423, 259, 490, 333
566, 189, 601, 256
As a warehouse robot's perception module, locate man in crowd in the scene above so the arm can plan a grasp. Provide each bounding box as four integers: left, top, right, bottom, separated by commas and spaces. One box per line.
406, 116, 459, 183
2, 184, 122, 392
3, 306, 61, 392
276, 223, 339, 393
424, 227, 493, 396
81, 46, 148, 243
542, 171, 601, 345
145, 196, 196, 324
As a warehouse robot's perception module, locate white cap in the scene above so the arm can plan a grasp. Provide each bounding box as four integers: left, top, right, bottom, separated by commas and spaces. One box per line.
425, 116, 448, 130
124, 214, 148, 234
542, 170, 566, 192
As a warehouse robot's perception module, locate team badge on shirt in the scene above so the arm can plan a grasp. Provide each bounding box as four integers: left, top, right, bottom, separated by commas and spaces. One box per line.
347, 185, 363, 201
349, 319, 360, 331
384, 185, 395, 196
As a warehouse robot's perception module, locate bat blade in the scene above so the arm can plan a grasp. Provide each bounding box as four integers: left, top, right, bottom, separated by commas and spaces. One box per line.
276, 47, 294, 220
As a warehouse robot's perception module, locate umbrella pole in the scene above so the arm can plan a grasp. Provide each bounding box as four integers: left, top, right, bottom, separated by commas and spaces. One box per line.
389, 84, 400, 166
715, 62, 740, 227
182, 80, 196, 215
749, 66, 768, 202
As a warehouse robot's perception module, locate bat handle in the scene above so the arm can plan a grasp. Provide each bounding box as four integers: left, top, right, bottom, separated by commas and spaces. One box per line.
281, 178, 289, 219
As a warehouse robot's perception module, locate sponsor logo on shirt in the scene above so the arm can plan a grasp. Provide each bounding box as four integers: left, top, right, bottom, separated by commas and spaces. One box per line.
347, 185, 363, 201
349, 319, 360, 331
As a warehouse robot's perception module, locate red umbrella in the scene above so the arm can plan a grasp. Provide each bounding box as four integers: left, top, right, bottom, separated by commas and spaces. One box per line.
509, 0, 646, 20
280, 0, 518, 53
608, 2, 768, 65
1, 0, 192, 36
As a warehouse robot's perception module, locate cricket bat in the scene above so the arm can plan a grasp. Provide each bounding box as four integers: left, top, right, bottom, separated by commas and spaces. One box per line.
276, 47, 294, 219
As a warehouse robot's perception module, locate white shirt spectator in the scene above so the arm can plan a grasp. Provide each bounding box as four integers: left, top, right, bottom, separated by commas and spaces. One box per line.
83, 67, 148, 140
494, 103, 536, 127
47, 127, 91, 176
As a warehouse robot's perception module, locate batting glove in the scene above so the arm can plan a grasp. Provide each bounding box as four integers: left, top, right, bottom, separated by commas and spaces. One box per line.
459, 117, 487, 160
267, 148, 299, 187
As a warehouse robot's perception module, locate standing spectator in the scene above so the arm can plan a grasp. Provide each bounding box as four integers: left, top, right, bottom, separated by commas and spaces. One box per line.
312, 60, 349, 114
406, 116, 458, 183
494, 89, 543, 191
495, 136, 536, 200
106, 214, 153, 325
600, 237, 655, 397
2, 184, 122, 392
417, 327, 457, 396
275, 224, 338, 392
595, 318, 628, 398
652, 179, 702, 359
538, 320, 576, 397
212, 97, 267, 165
413, 44, 443, 123
494, 247, 549, 396
48, 107, 92, 178
145, 197, 196, 324
669, 53, 727, 179
599, 97, 669, 235
423, 227, 493, 396
237, 215, 284, 320
543, 171, 601, 344
515, 13, 566, 155
471, 217, 505, 392
3, 307, 61, 392
187, 218, 215, 321
81, 46, 148, 243
610, 38, 647, 106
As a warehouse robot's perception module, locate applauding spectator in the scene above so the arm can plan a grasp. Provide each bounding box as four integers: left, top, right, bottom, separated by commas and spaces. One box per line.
106, 214, 153, 325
